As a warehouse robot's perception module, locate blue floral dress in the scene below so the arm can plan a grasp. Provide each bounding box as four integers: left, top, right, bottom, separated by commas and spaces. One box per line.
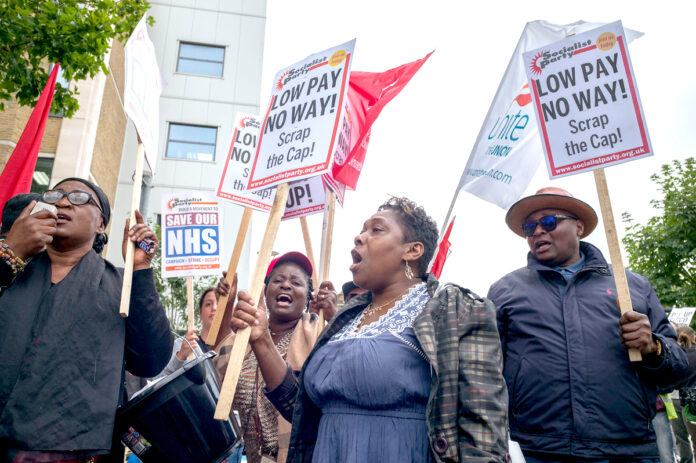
303, 283, 433, 462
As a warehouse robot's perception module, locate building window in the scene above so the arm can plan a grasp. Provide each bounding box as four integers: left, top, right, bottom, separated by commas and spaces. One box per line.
165, 123, 217, 161
31, 157, 54, 193
49, 64, 70, 118
176, 42, 225, 77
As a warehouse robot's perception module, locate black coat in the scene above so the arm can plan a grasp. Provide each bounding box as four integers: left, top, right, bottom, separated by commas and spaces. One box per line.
489, 242, 688, 459
0, 250, 173, 455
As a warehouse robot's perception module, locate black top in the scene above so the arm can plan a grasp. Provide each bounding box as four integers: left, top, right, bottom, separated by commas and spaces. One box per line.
0, 250, 173, 453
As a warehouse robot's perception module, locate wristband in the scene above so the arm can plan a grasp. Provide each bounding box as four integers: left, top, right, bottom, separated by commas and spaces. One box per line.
0, 242, 26, 276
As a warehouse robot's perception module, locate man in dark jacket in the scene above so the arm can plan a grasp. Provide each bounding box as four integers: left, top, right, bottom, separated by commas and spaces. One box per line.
489, 187, 688, 462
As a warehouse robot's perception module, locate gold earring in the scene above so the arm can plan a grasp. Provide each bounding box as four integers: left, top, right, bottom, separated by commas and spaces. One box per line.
405, 262, 414, 280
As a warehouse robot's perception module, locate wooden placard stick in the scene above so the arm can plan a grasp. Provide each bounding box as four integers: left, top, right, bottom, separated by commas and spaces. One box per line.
186, 275, 195, 360
119, 142, 145, 317
207, 207, 253, 347
300, 216, 319, 291
317, 190, 337, 327
214, 183, 290, 420
187, 276, 194, 331
593, 168, 642, 362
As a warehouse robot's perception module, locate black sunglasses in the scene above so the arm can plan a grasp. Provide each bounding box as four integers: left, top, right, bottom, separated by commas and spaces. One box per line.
42, 189, 103, 215
521, 214, 578, 237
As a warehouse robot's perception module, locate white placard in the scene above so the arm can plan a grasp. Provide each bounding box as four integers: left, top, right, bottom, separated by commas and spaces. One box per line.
216, 113, 276, 212
161, 193, 223, 278
523, 21, 652, 178
669, 307, 696, 326
247, 39, 356, 190
124, 15, 162, 173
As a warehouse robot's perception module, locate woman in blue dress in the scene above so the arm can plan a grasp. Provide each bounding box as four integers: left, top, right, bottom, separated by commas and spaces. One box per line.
231, 197, 508, 462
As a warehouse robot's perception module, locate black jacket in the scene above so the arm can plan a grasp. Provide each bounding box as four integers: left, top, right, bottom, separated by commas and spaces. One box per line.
489, 242, 688, 459
0, 250, 173, 455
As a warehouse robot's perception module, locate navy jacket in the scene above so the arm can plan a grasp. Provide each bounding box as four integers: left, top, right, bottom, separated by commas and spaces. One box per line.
488, 242, 688, 459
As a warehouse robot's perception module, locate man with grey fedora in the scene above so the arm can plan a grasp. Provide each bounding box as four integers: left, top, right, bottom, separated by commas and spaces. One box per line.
489, 187, 688, 462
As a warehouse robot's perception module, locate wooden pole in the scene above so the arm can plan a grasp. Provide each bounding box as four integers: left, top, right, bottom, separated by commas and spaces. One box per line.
300, 216, 319, 291
317, 190, 337, 327
187, 276, 194, 331
119, 142, 145, 317
214, 183, 290, 420
186, 275, 195, 361
207, 207, 253, 346
593, 168, 642, 362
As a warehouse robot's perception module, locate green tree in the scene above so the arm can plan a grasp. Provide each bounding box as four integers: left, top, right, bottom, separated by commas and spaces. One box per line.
0, 0, 153, 118
150, 224, 218, 331
622, 157, 696, 309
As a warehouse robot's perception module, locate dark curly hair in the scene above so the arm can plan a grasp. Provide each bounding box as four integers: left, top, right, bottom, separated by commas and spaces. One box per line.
378, 197, 439, 277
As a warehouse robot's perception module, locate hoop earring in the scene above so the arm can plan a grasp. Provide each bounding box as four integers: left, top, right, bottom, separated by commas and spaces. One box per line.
405, 262, 414, 281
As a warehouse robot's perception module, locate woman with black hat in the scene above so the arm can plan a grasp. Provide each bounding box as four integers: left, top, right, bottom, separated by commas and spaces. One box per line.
0, 178, 173, 462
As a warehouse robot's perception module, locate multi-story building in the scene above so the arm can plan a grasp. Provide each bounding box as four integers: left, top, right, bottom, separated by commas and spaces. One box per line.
1, 1, 268, 286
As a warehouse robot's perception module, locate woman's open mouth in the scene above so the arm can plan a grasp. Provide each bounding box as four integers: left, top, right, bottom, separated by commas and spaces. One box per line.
349, 249, 362, 272
275, 293, 293, 307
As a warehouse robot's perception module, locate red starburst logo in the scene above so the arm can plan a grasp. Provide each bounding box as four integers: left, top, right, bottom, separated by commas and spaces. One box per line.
275, 71, 289, 91
529, 52, 544, 76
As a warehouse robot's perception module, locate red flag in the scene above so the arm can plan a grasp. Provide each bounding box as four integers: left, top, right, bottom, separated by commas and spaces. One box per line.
332, 51, 433, 190
430, 216, 454, 279
0, 64, 60, 213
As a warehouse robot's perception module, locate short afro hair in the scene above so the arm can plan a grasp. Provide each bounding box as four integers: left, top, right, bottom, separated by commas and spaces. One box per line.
378, 197, 438, 277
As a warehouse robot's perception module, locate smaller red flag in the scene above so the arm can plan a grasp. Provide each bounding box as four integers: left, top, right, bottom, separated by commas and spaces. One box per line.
0, 64, 60, 214
430, 217, 455, 279
332, 51, 433, 190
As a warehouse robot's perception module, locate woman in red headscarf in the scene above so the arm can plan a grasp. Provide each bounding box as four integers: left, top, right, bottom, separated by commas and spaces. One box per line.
214, 252, 337, 463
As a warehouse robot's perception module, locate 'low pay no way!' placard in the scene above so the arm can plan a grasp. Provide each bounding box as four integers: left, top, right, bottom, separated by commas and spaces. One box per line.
247, 39, 355, 190
523, 21, 652, 178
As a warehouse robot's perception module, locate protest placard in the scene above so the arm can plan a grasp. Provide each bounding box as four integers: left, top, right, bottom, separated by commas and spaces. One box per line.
124, 15, 162, 173
523, 21, 651, 178
216, 113, 276, 212
247, 39, 356, 190
283, 176, 326, 220
161, 193, 223, 278
121, 14, 162, 316
217, 113, 340, 219
669, 307, 696, 326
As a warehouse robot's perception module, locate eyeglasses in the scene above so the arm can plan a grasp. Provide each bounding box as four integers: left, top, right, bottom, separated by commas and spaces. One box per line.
521, 214, 578, 237
42, 189, 103, 215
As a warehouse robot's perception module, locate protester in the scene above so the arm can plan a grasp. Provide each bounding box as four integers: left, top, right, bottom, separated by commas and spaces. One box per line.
489, 187, 688, 462
0, 178, 173, 462
231, 197, 508, 462
673, 325, 696, 462
341, 280, 367, 303
0, 193, 41, 237
654, 395, 676, 463
158, 279, 237, 377
215, 252, 337, 463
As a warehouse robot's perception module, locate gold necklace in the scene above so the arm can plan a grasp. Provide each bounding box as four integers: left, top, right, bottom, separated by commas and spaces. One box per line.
362, 293, 404, 318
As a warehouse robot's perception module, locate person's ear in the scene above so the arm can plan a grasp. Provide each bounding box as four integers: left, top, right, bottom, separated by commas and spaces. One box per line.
576, 219, 585, 238
403, 241, 424, 265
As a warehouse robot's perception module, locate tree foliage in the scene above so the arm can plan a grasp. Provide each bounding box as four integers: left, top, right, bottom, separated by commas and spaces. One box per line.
150, 224, 218, 331
622, 158, 696, 309
0, 0, 153, 118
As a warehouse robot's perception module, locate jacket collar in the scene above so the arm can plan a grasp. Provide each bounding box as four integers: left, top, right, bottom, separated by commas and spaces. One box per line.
526, 241, 611, 274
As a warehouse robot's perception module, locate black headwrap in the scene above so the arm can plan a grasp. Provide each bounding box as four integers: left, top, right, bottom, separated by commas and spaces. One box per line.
54, 177, 111, 253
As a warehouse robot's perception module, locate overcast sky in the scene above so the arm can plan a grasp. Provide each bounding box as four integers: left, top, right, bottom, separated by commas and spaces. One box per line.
248, 0, 695, 299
